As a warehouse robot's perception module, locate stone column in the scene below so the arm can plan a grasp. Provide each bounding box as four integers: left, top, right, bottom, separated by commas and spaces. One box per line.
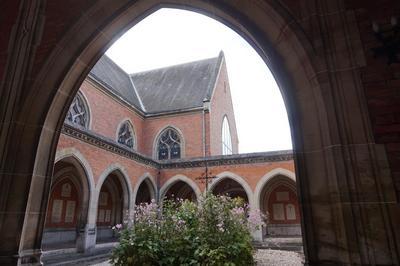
76, 224, 97, 253
0, 1, 45, 264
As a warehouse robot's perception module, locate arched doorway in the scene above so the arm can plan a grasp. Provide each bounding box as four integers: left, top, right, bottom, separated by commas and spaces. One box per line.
210, 178, 248, 203
163, 180, 197, 201
5, 1, 397, 265
96, 171, 130, 243
42, 157, 91, 251
135, 178, 156, 205
260, 175, 300, 237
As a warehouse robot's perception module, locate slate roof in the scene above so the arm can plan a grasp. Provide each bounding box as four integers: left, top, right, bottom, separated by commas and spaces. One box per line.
88, 52, 224, 115
131, 52, 223, 114
89, 55, 143, 110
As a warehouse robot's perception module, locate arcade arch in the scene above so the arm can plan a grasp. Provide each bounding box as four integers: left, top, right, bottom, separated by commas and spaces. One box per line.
42, 156, 92, 252
208, 172, 253, 206
258, 174, 300, 237
95, 167, 132, 243
134, 174, 157, 205
159, 175, 201, 202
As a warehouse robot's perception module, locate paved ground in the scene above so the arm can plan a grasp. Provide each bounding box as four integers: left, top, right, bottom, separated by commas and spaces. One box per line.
88, 249, 304, 266
254, 249, 304, 266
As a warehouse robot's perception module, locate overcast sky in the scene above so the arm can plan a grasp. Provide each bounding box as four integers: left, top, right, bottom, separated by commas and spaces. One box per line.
106, 8, 292, 153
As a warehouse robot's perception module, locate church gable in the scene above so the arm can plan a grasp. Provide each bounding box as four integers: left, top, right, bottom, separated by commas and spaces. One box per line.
88, 52, 225, 116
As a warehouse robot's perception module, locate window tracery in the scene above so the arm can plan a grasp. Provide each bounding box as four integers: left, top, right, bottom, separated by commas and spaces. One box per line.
157, 128, 181, 160
66, 93, 89, 128
118, 121, 134, 149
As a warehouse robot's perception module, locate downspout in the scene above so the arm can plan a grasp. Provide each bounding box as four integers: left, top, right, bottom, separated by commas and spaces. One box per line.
202, 98, 210, 157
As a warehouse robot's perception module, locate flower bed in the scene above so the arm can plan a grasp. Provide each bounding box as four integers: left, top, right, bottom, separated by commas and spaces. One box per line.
111, 194, 264, 265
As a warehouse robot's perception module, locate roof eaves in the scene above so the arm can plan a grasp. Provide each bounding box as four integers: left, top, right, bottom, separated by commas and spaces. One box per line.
144, 106, 204, 117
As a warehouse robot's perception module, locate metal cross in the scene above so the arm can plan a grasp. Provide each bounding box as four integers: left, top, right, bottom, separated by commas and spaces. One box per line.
195, 163, 217, 193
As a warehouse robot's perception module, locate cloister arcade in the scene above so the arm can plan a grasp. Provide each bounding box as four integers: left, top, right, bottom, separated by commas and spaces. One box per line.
42, 146, 299, 251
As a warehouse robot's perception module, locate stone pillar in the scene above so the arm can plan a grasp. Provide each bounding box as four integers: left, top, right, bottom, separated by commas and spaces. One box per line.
249, 193, 263, 242
0, 1, 45, 265
282, 1, 400, 264
76, 224, 97, 253
251, 227, 263, 242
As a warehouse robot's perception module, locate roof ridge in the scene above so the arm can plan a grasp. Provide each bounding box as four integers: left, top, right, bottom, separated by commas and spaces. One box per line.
101, 54, 131, 76
129, 55, 220, 76
128, 75, 147, 112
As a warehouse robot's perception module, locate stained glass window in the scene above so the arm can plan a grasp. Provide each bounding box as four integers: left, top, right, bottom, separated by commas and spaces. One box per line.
157, 128, 181, 160
66, 93, 89, 128
118, 121, 134, 149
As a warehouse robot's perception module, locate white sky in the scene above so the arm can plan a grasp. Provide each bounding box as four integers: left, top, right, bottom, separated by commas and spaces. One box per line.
106, 8, 292, 153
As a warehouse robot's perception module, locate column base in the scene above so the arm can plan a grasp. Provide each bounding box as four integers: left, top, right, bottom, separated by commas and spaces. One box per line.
18, 249, 42, 265
76, 225, 96, 253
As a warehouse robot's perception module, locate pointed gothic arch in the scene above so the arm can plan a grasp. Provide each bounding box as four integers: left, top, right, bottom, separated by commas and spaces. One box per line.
153, 126, 185, 160
95, 164, 133, 243
133, 174, 157, 205
221, 115, 232, 155
42, 153, 94, 252
65, 91, 91, 129
159, 175, 201, 202
256, 172, 300, 236
208, 171, 253, 206
116, 119, 136, 149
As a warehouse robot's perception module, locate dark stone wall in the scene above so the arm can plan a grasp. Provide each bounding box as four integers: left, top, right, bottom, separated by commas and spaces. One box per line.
345, 0, 400, 198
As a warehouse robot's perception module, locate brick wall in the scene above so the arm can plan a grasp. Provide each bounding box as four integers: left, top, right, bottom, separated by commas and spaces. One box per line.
143, 112, 205, 159
80, 80, 146, 153
78, 79, 208, 159
57, 134, 158, 184
160, 160, 295, 191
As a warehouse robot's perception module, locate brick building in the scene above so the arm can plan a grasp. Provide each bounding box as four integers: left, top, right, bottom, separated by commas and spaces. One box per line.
42, 52, 300, 251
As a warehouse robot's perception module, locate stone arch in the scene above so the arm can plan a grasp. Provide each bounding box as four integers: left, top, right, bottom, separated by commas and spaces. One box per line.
254, 168, 296, 211
42, 153, 94, 252
208, 171, 254, 207
93, 164, 133, 225
152, 125, 186, 160
54, 148, 95, 194
257, 173, 300, 236
133, 173, 157, 205
9, 1, 397, 265
159, 174, 201, 202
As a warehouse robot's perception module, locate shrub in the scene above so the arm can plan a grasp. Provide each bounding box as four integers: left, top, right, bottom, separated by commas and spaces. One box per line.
111, 194, 264, 266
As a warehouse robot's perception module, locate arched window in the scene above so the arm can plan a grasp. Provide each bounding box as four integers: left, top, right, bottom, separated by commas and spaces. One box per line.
66, 93, 89, 128
157, 128, 181, 160
222, 116, 233, 155
117, 121, 135, 149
